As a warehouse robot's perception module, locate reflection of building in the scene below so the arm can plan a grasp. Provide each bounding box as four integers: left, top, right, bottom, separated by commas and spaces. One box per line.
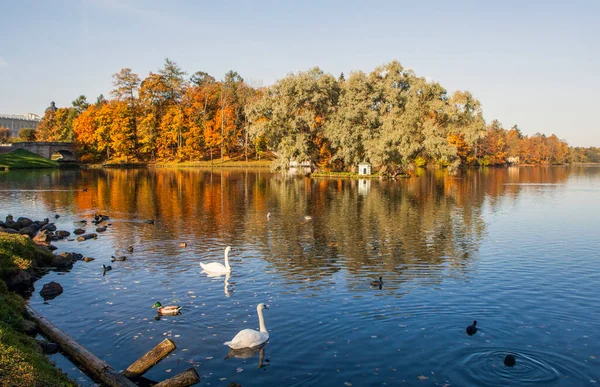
0, 113, 41, 138
358, 161, 372, 175
358, 179, 371, 195
289, 160, 313, 175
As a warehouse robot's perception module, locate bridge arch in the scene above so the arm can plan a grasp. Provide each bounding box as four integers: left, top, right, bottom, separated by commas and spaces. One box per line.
9, 142, 78, 161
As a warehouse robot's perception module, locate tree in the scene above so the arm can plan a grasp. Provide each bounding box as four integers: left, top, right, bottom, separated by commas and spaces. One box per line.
247, 67, 340, 170
18, 128, 36, 141
0, 127, 9, 143
111, 68, 141, 158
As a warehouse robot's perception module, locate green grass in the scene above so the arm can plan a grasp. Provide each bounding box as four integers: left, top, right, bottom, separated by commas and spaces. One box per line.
152, 159, 273, 168
0, 234, 53, 281
0, 149, 59, 170
311, 171, 381, 179
0, 235, 75, 386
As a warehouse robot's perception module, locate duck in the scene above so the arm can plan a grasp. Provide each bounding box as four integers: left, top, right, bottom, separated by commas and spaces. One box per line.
145, 219, 154, 224
225, 303, 269, 349
152, 302, 182, 315
54, 214, 60, 219
504, 354, 516, 367
304, 215, 312, 220
127, 246, 134, 253
267, 212, 271, 220
200, 246, 232, 273
111, 255, 127, 262
102, 264, 112, 271
180, 242, 187, 248
370, 276, 383, 286
466, 320, 478, 336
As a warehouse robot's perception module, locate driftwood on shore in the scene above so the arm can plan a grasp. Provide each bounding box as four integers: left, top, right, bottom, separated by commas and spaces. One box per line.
25, 305, 137, 387
154, 368, 200, 387
122, 338, 176, 378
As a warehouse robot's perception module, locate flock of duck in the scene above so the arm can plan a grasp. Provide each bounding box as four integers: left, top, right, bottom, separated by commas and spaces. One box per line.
93, 212, 517, 366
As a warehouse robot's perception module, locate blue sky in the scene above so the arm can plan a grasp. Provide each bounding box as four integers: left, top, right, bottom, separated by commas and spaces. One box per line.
1, 0, 598, 146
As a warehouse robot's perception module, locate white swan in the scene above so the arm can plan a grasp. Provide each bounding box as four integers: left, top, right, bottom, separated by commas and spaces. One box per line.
224, 303, 269, 349
200, 246, 232, 273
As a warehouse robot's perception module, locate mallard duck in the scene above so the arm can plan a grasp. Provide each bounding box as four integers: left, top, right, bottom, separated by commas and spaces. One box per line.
370, 276, 383, 286
466, 320, 478, 336
127, 246, 134, 253
180, 242, 187, 248
152, 302, 182, 315
111, 255, 127, 262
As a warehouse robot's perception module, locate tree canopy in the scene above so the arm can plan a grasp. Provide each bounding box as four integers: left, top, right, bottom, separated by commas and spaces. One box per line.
33, 58, 581, 170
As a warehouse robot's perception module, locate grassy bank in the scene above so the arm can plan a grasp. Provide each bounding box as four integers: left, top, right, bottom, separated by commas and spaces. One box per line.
152, 159, 272, 168
0, 149, 59, 170
0, 233, 75, 386
311, 171, 382, 179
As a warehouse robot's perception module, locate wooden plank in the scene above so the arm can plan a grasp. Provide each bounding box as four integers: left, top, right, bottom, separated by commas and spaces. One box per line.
122, 338, 176, 379
154, 368, 200, 387
25, 305, 137, 387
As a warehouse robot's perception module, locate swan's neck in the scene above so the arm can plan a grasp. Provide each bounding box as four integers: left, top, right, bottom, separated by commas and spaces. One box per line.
224, 249, 230, 269
257, 308, 267, 333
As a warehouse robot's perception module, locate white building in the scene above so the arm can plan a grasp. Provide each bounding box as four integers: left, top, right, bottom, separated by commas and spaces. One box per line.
0, 113, 41, 138
358, 161, 372, 175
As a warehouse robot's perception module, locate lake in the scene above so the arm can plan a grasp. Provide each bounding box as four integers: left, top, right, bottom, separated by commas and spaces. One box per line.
1, 166, 599, 386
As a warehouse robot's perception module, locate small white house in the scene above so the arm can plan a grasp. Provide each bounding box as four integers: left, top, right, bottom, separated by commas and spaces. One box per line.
289, 160, 313, 175
358, 161, 372, 176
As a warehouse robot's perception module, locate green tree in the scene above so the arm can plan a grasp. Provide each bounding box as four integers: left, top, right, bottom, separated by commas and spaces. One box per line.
18, 128, 36, 141
247, 67, 340, 170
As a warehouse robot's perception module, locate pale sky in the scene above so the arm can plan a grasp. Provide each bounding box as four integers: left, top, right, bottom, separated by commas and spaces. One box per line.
1, 0, 598, 146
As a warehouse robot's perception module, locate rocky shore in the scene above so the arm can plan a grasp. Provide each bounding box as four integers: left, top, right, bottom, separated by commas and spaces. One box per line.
0, 214, 80, 386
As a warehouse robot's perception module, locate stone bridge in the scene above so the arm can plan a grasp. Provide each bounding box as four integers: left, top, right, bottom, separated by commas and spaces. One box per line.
8, 142, 78, 161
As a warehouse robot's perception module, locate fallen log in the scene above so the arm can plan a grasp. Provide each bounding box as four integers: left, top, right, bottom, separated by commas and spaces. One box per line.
25, 305, 137, 387
77, 233, 97, 242
122, 338, 176, 379
154, 368, 200, 387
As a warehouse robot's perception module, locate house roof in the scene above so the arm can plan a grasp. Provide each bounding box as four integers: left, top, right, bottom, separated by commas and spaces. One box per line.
358, 161, 372, 166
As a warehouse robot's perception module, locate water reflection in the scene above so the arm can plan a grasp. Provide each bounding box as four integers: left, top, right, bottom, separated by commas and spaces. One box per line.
225, 344, 269, 369
203, 271, 234, 297
2, 166, 598, 386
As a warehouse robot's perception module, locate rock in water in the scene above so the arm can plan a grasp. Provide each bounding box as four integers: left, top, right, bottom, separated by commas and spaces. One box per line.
39, 282, 63, 300
51, 252, 75, 268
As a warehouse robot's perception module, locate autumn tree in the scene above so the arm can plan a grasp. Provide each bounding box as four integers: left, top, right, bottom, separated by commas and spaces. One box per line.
247, 67, 340, 170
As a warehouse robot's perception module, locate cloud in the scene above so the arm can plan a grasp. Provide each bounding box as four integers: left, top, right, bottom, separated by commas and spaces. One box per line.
0, 56, 8, 67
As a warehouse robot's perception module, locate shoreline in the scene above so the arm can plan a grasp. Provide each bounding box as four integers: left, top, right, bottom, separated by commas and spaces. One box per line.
0, 231, 77, 386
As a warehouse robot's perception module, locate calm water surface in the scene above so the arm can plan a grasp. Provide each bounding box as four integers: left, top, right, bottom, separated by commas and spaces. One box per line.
1, 166, 599, 386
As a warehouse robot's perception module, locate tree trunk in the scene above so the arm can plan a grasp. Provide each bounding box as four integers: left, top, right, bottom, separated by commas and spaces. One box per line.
25, 306, 137, 387
122, 339, 176, 379
154, 368, 200, 387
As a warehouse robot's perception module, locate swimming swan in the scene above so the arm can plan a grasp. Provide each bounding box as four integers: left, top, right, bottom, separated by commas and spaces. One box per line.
224, 303, 269, 349
200, 246, 232, 273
